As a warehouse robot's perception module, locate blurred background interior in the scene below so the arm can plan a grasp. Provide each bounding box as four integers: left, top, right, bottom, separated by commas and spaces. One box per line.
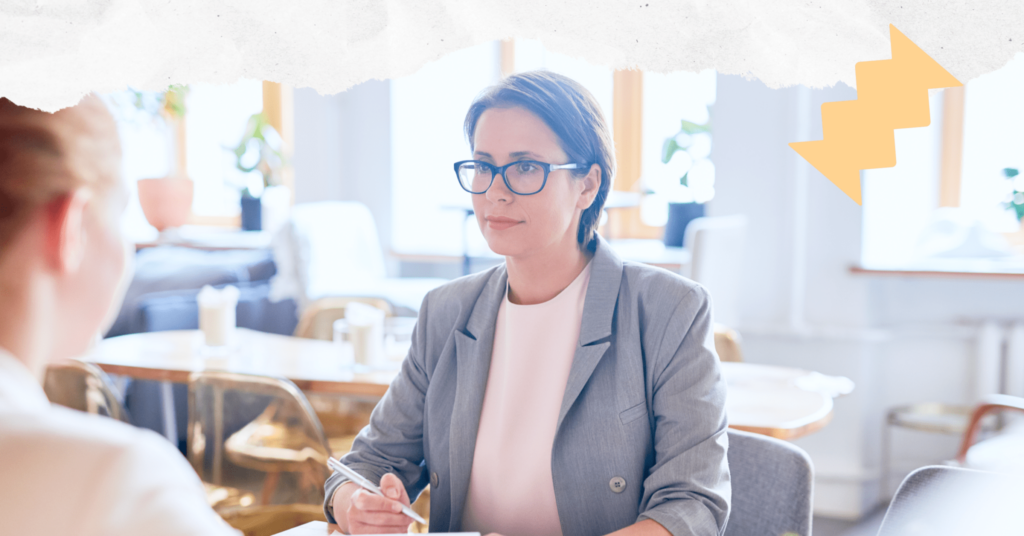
49, 41, 1024, 535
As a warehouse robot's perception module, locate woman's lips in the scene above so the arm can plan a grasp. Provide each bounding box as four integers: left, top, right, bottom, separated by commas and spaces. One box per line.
486, 217, 521, 230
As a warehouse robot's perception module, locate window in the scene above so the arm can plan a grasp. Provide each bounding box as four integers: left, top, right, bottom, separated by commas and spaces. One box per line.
186, 80, 265, 216
960, 53, 1024, 232
104, 81, 264, 241
390, 41, 502, 255
639, 70, 717, 227
861, 52, 1024, 267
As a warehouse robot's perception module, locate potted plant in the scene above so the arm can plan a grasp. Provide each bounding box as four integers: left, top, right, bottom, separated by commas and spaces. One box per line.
659, 117, 712, 247
130, 85, 194, 233
227, 112, 285, 231
1003, 168, 1023, 220
1003, 167, 1024, 251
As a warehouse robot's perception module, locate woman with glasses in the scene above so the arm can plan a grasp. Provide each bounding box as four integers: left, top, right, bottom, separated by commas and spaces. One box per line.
325, 71, 730, 536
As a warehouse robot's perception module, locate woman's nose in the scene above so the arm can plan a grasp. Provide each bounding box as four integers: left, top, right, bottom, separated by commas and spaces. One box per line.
484, 172, 513, 203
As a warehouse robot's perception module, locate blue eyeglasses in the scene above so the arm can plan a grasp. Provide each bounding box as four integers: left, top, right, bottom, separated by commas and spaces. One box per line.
453, 160, 585, 195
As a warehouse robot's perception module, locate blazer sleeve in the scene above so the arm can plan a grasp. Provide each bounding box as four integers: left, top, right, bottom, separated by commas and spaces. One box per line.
636, 283, 731, 536
323, 291, 434, 523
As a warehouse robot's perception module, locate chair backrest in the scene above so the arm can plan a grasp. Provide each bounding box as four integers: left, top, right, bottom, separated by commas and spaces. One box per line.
294, 296, 393, 340
877, 465, 1024, 536
187, 371, 332, 507
270, 201, 388, 310
681, 215, 748, 327
725, 429, 813, 536
43, 361, 131, 423
714, 324, 744, 363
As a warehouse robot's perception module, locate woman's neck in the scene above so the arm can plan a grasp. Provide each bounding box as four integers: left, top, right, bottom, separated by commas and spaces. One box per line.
0, 259, 53, 382
505, 236, 593, 305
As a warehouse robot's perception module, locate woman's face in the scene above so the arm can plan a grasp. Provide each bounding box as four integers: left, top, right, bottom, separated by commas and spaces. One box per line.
51, 100, 132, 359
54, 182, 131, 360
470, 106, 599, 259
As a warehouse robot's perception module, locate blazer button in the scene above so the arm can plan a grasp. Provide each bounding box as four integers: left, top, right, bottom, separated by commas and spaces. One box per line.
609, 476, 626, 493
431, 472, 439, 488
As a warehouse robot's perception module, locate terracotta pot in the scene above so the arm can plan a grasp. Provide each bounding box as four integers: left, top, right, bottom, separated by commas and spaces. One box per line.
137, 177, 193, 231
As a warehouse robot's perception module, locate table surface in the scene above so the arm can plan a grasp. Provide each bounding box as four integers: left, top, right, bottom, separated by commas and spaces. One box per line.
87, 328, 403, 398
87, 328, 849, 439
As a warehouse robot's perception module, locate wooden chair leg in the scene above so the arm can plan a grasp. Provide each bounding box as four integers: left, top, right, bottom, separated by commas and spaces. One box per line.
261, 471, 280, 505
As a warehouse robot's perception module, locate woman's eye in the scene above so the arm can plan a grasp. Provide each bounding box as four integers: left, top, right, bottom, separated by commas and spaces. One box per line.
516, 162, 538, 173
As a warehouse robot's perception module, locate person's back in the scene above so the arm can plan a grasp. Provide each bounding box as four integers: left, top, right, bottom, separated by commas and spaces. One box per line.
0, 96, 237, 535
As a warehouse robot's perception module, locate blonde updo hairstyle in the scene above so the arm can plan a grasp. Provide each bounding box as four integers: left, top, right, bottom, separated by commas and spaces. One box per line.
0, 96, 121, 260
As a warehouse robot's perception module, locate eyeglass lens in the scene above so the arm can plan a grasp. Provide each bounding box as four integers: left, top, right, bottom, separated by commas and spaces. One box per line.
458, 161, 546, 194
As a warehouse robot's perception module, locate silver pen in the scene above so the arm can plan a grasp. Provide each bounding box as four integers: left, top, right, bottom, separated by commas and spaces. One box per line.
327, 457, 427, 525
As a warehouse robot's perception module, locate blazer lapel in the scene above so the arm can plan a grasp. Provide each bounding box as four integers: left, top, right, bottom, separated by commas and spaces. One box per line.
447, 267, 507, 530
556, 235, 624, 433
555, 341, 611, 432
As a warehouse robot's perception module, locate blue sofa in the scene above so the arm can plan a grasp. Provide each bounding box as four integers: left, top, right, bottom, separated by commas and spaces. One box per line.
105, 246, 299, 452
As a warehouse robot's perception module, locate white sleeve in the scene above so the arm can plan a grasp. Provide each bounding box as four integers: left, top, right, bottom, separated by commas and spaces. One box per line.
90, 432, 240, 536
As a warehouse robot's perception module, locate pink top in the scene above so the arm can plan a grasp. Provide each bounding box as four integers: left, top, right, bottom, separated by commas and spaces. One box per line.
461, 261, 593, 536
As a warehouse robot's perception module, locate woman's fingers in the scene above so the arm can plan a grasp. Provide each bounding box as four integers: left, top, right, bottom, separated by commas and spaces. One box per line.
351, 489, 404, 513
379, 473, 410, 505
347, 487, 414, 534
345, 474, 414, 534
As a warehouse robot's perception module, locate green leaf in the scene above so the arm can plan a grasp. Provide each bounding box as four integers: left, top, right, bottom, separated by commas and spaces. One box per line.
1004, 167, 1020, 178
680, 171, 689, 187
662, 138, 681, 164
227, 112, 286, 188
679, 119, 711, 134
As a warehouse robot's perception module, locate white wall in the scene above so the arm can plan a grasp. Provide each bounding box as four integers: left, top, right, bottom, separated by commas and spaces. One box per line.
711, 72, 1024, 519
293, 80, 396, 274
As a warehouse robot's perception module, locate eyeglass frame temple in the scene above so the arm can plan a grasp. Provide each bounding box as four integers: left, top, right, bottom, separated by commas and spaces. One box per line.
453, 160, 581, 195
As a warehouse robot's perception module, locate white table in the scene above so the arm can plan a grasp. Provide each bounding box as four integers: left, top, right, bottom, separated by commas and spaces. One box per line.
87, 329, 851, 440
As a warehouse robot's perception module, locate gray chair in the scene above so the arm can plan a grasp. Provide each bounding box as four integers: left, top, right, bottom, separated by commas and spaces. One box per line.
876, 465, 1024, 536
725, 429, 814, 536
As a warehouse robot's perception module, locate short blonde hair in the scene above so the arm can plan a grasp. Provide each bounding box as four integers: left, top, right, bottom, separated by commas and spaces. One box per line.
0, 96, 121, 255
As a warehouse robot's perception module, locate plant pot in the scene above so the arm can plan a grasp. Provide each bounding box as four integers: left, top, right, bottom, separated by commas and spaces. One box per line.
240, 196, 262, 231
137, 177, 193, 231
663, 202, 705, 247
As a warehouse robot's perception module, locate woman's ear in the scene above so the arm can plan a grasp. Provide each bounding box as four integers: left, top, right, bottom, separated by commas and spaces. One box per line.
577, 163, 602, 210
45, 188, 92, 274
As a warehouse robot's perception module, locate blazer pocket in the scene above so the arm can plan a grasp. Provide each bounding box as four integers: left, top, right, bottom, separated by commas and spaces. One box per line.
619, 401, 648, 425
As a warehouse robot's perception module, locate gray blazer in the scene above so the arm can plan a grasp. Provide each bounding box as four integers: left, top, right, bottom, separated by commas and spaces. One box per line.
325, 235, 731, 536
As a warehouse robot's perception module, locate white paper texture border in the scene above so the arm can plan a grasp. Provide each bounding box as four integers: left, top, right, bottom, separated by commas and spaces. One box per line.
1, 0, 1022, 111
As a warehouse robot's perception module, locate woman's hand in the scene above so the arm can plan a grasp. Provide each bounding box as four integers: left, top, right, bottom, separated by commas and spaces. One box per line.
332, 474, 413, 534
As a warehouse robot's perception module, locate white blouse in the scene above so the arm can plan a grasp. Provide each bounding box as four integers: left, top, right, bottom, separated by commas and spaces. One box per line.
461, 261, 593, 536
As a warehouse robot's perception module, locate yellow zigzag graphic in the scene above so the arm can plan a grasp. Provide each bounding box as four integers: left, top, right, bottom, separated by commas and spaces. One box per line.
789, 24, 962, 205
